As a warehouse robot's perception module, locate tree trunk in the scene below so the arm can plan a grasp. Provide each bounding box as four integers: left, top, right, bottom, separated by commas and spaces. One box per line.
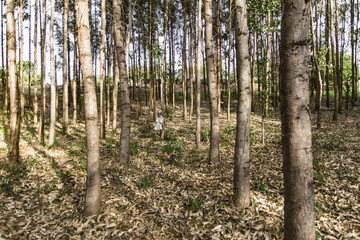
106, 35, 112, 127
73, 38, 78, 125
125, 0, 134, 76
280, 0, 315, 238
48, 0, 56, 147
28, 4, 32, 107
75, 0, 101, 216
19, 0, 24, 121
161, 0, 169, 139
33, 0, 38, 123
216, 0, 221, 113
112, 39, 118, 131
264, 11, 271, 116
325, 0, 330, 108
330, 0, 338, 120
227, 0, 232, 121
233, 0, 251, 209
7, 0, 21, 164
113, 0, 131, 165
99, 0, 106, 139
138, 30, 142, 116
63, 0, 69, 133
310, 5, 323, 129
182, 4, 188, 120
195, 0, 202, 148
351, 0, 356, 105
204, 0, 219, 163
189, 2, 195, 121
39, 0, 46, 143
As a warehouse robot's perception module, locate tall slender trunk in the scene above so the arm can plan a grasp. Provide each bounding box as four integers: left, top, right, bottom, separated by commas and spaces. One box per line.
264, 11, 271, 116
125, 0, 134, 76
216, 0, 221, 113
351, 0, 356, 105
19, 0, 24, 121
106, 35, 112, 127
233, 0, 251, 209
204, 0, 219, 163
161, 0, 169, 138
195, 0, 202, 148
7, 0, 21, 164
48, 0, 56, 147
330, 0, 338, 120
325, 0, 330, 108
113, 0, 131, 165
1, 0, 5, 111
99, 0, 106, 139
138, 31, 142, 116
39, 0, 46, 143
310, 5, 322, 128
227, 0, 232, 121
63, 0, 69, 133
182, 4, 188, 120
28, 4, 32, 107
75, 0, 101, 216
334, 0, 341, 114
171, 20, 175, 107
280, 0, 315, 238
73, 38, 78, 125
34, 0, 38, 123
189, 2, 195, 121
112, 39, 118, 131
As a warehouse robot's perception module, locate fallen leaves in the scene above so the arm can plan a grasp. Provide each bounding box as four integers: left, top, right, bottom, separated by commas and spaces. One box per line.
0, 104, 359, 239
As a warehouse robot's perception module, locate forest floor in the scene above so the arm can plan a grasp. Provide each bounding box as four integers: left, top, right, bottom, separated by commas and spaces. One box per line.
0, 100, 359, 239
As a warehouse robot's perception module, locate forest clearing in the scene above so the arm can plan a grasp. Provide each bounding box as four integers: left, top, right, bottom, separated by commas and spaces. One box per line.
0, 100, 359, 239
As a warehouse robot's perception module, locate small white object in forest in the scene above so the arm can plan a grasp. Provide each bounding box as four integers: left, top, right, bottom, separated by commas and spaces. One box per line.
154, 116, 164, 130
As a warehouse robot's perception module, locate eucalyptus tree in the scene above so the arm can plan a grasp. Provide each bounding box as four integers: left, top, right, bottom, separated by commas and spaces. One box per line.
33, 0, 38, 124
63, 0, 69, 133
182, 0, 187, 120
204, 0, 219, 162
195, 0, 202, 148
75, 0, 101, 216
233, 0, 251, 209
99, 0, 106, 139
161, 0, 169, 139
49, 0, 56, 147
113, 0, 131, 165
280, 0, 315, 238
19, 0, 25, 120
39, 0, 46, 142
7, 0, 21, 164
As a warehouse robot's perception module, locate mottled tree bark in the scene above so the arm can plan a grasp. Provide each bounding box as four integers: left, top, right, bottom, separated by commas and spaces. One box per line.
75, 0, 101, 216
280, 0, 315, 238
161, 0, 169, 139
39, 0, 46, 143
99, 0, 106, 139
227, 0, 232, 121
48, 0, 56, 147
204, 0, 219, 162
19, 0, 24, 121
7, 0, 21, 164
73, 39, 78, 125
182, 3, 187, 120
33, 0, 38, 123
63, 0, 69, 133
113, 0, 131, 165
195, 0, 202, 148
233, 0, 251, 209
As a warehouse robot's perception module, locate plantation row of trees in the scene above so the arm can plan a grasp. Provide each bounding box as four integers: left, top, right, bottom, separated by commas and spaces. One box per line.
1, 0, 359, 238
